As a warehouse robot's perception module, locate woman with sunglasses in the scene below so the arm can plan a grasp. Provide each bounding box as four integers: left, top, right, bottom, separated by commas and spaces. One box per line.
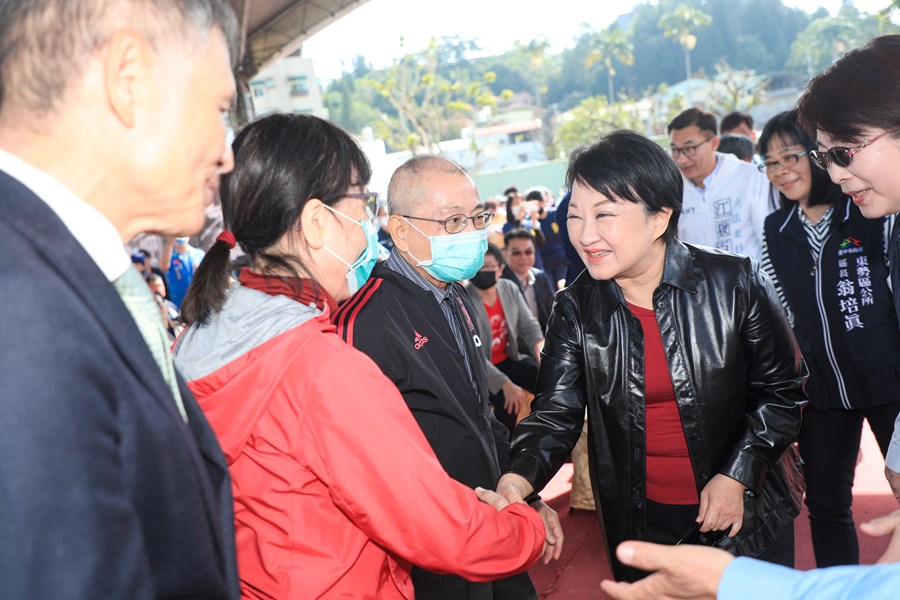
171, 114, 545, 599
759, 109, 900, 568
797, 33, 900, 507
495, 129, 807, 582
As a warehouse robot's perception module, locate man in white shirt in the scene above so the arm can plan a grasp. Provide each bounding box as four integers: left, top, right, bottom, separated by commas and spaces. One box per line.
668, 108, 774, 261
0, 1, 241, 597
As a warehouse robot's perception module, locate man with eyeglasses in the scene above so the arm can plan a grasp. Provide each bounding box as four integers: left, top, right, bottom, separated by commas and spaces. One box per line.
668, 108, 774, 261
502, 227, 556, 331
332, 155, 562, 600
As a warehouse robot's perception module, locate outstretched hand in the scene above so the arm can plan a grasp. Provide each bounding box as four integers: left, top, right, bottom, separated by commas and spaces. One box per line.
600, 541, 733, 600
860, 508, 900, 563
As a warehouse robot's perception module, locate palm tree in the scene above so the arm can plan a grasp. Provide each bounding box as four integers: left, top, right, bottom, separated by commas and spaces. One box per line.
514, 36, 552, 108
658, 4, 713, 81
585, 28, 635, 102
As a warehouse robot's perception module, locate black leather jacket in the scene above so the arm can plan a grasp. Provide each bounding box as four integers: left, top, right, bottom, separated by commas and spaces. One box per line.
510, 241, 808, 580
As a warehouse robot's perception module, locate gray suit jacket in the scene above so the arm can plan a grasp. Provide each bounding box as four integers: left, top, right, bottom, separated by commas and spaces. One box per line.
466, 278, 544, 394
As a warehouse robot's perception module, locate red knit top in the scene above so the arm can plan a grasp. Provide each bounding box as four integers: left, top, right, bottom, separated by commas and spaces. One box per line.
628, 302, 699, 505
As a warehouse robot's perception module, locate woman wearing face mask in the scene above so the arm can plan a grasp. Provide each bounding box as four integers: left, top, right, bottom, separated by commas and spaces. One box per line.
466, 243, 544, 433
496, 130, 807, 582
758, 109, 900, 568
172, 114, 545, 599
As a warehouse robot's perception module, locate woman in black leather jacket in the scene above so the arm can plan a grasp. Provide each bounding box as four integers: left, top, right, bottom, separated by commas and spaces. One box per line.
497, 130, 808, 582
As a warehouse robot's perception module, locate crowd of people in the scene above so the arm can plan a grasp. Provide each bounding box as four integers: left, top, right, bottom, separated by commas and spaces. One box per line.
2, 1, 900, 599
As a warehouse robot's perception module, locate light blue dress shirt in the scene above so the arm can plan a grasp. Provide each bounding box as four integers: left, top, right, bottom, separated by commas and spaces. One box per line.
719, 556, 900, 599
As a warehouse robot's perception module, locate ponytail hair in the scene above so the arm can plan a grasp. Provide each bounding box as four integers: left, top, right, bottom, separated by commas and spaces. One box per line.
180, 113, 372, 325
179, 234, 235, 326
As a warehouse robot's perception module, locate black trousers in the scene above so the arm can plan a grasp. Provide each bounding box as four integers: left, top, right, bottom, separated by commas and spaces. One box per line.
797, 401, 900, 567
488, 355, 539, 434
638, 498, 794, 580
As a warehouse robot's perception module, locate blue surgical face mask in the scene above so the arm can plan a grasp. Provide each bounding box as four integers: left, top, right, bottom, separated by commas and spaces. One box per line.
324, 205, 379, 295
174, 237, 190, 246
403, 218, 488, 282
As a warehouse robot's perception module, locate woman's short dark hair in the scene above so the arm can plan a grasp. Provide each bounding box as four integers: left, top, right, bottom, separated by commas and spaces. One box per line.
565, 130, 682, 243
797, 34, 900, 143
181, 113, 372, 325
758, 109, 844, 211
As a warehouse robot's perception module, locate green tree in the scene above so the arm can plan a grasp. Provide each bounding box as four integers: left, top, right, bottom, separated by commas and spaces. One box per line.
705, 61, 769, 115
364, 39, 509, 162
880, 0, 900, 21
657, 3, 713, 81
787, 6, 887, 77
585, 27, 635, 102
364, 39, 448, 154
511, 36, 553, 108
556, 95, 643, 155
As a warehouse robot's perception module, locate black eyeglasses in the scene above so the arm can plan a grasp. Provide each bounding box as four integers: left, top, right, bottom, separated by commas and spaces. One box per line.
402, 210, 494, 234
339, 192, 380, 215
674, 523, 730, 547
670, 136, 714, 158
758, 151, 808, 173
808, 125, 899, 171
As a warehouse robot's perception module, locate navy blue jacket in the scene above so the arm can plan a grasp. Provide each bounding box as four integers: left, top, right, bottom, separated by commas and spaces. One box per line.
763, 199, 900, 410
0, 171, 239, 598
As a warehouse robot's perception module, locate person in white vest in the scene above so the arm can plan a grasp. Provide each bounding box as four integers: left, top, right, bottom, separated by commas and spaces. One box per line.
667, 108, 774, 261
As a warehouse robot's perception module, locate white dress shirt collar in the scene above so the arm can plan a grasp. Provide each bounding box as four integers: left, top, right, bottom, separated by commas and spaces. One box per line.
0, 149, 129, 282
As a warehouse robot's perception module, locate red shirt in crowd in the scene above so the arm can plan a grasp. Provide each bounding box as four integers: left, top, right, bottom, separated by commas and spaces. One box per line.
484, 297, 510, 365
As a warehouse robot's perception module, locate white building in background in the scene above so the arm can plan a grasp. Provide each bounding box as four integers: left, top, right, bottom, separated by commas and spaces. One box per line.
249, 52, 326, 118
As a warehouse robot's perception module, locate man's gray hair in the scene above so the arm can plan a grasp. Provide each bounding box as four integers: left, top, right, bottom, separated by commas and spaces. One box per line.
0, 0, 240, 116
387, 155, 469, 216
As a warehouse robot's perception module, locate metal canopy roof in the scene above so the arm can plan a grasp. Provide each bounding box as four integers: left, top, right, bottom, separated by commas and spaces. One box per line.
231, 0, 371, 78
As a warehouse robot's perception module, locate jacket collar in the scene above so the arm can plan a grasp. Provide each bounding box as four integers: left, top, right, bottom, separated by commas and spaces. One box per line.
777, 198, 850, 239
593, 240, 698, 321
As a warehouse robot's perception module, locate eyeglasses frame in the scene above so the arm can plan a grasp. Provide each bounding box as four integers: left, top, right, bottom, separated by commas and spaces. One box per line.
401, 210, 495, 234
757, 151, 809, 173
670, 135, 715, 159
809, 125, 900, 171
337, 192, 380, 215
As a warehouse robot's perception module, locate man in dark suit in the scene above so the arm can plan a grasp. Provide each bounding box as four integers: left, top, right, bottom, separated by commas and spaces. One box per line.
0, 1, 241, 597
502, 227, 557, 331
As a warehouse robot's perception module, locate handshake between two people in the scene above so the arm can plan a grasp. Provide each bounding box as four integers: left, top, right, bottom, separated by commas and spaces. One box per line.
475, 473, 564, 565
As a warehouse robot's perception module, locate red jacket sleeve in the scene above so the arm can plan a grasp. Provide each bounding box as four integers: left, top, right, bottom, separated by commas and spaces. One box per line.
300, 338, 545, 580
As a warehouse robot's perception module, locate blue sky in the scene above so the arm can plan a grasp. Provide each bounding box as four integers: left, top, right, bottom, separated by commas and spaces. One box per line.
300, 0, 891, 84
